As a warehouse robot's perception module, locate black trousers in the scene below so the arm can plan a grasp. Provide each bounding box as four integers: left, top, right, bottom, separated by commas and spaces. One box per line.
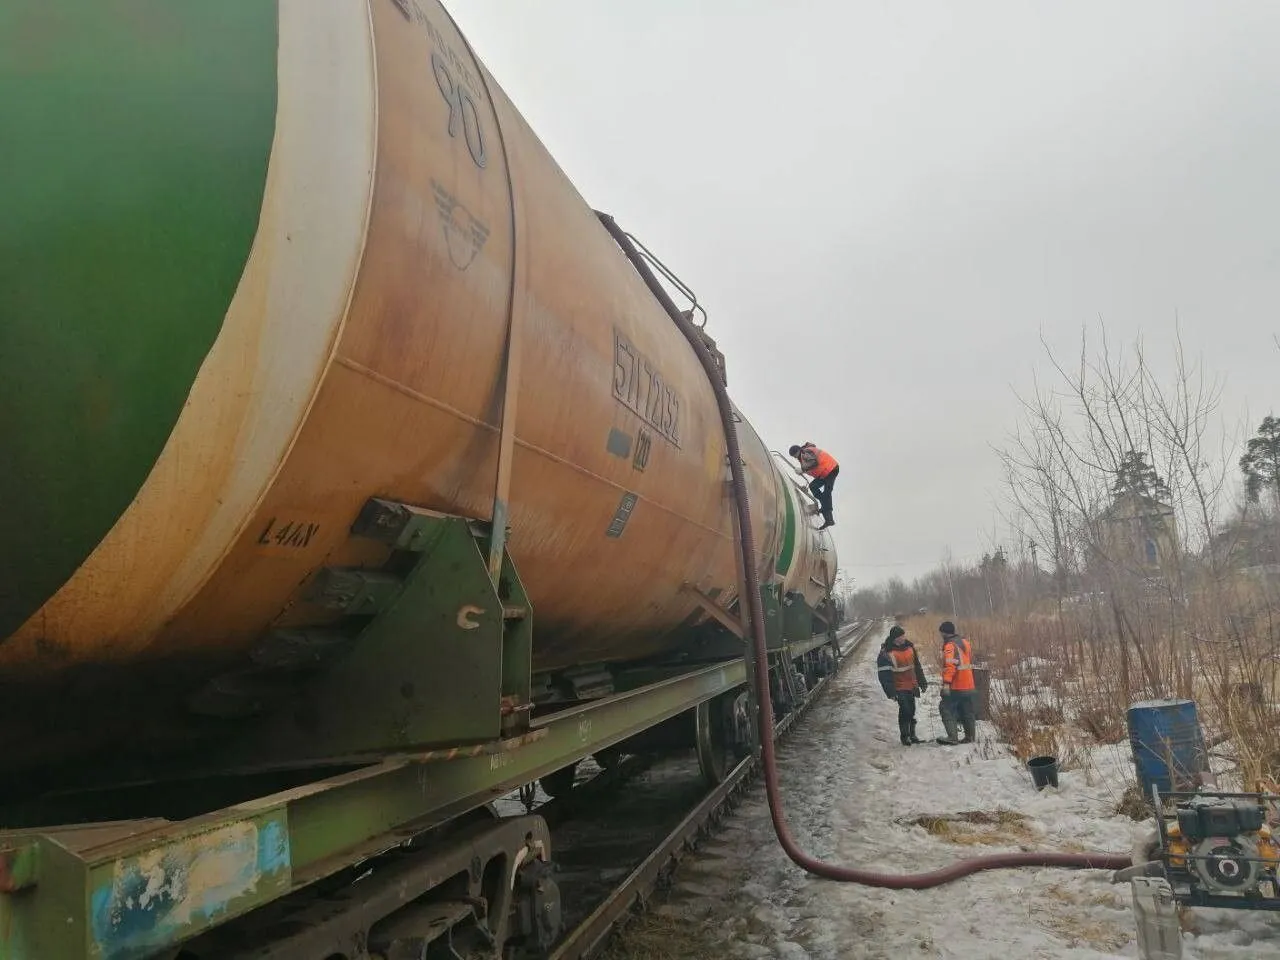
940, 690, 977, 742
808, 465, 839, 521
895, 691, 916, 725
895, 691, 918, 742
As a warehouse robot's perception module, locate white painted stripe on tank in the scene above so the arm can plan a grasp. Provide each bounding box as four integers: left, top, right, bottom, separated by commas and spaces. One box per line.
7, 0, 379, 661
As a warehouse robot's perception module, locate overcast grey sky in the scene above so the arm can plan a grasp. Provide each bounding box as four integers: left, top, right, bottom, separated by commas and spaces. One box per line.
448, 0, 1280, 590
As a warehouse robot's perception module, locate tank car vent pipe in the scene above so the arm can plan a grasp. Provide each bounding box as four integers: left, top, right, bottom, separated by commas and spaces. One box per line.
594, 211, 1131, 889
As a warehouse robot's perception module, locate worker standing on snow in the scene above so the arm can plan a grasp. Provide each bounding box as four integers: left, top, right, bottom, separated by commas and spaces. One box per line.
788, 441, 839, 529
937, 620, 976, 745
877, 625, 927, 745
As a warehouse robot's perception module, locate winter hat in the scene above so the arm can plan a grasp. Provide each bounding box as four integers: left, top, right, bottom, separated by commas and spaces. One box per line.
939, 620, 956, 636
887, 625, 905, 642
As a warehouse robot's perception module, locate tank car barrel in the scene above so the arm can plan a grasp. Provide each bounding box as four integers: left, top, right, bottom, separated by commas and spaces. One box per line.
0, 0, 837, 816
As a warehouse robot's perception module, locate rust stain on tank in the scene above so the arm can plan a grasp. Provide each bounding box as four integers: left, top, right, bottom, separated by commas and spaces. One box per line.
0, 0, 838, 783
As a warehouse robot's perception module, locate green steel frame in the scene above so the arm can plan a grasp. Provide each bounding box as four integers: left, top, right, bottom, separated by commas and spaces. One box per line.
0, 500, 839, 960
0, 644, 835, 960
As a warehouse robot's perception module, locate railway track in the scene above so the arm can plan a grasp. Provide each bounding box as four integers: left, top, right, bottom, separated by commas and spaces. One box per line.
0, 622, 872, 960
546, 619, 880, 960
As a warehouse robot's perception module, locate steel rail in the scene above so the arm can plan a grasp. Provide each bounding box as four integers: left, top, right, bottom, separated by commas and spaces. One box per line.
547, 619, 879, 960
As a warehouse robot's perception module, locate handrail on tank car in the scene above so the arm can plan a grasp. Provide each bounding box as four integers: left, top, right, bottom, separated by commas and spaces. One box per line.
769, 449, 823, 507
620, 229, 708, 329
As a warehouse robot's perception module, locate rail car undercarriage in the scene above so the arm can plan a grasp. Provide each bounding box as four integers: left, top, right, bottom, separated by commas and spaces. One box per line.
0, 502, 847, 960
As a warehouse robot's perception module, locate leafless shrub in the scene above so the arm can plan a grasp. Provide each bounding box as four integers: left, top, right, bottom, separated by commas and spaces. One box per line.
988, 326, 1280, 789
1077, 698, 1126, 745
888, 325, 1280, 794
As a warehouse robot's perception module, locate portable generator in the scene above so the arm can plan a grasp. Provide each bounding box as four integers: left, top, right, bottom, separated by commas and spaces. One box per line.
1151, 786, 1280, 909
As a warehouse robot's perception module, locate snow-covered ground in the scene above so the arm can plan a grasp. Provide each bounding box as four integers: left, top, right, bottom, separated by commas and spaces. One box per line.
628, 638, 1280, 959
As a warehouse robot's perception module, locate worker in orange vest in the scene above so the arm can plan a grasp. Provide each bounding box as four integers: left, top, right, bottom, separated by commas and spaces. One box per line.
937, 620, 976, 745
876, 625, 927, 745
788, 441, 839, 529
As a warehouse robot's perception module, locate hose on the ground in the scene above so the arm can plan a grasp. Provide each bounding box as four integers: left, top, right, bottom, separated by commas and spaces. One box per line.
596, 211, 1133, 888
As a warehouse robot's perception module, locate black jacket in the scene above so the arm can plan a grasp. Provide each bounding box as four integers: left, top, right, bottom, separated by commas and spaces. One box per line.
876, 640, 928, 698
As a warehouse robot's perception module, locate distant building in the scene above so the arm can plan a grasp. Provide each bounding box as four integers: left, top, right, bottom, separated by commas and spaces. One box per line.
1207, 516, 1280, 570
1099, 491, 1179, 573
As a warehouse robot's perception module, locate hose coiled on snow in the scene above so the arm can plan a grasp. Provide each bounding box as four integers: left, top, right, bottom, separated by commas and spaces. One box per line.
596, 210, 1131, 888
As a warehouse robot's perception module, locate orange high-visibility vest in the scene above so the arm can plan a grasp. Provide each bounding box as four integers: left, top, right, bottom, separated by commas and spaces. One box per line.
800, 444, 838, 479
887, 645, 921, 693
941, 637, 975, 691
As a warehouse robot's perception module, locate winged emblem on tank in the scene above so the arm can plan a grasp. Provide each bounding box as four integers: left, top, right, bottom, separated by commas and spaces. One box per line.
431, 179, 490, 270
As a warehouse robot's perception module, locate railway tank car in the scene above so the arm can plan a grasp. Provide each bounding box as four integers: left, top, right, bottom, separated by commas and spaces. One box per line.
0, 0, 837, 798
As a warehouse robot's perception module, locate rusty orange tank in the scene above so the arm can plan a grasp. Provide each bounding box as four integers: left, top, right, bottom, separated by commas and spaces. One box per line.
0, 0, 837, 791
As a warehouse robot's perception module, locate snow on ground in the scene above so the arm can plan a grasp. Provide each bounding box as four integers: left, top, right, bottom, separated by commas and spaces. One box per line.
637, 638, 1280, 960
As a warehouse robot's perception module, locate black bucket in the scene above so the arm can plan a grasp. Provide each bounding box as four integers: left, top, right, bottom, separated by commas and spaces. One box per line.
1028, 755, 1059, 790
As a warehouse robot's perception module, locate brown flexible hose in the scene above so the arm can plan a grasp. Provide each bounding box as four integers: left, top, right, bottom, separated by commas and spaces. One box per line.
596, 211, 1132, 888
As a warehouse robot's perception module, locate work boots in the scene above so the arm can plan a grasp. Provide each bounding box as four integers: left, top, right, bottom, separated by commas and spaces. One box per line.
899, 719, 913, 746
936, 716, 960, 746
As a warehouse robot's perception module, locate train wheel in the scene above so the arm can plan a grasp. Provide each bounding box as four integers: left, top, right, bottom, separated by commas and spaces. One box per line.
770, 667, 795, 720
791, 662, 810, 699
696, 691, 751, 787
803, 650, 824, 686
538, 762, 577, 799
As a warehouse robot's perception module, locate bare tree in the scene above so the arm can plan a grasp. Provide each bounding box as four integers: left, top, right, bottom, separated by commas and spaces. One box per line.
987, 323, 1280, 785
997, 325, 1231, 701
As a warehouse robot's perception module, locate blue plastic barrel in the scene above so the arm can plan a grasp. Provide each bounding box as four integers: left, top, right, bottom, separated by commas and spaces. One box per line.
1127, 699, 1208, 798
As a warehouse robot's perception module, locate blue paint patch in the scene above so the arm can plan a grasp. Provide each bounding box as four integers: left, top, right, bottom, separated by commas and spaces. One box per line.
256, 819, 291, 876
90, 885, 121, 951
90, 855, 182, 960
89, 816, 291, 960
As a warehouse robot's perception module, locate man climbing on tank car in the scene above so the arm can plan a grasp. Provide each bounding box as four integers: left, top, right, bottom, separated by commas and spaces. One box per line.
936, 620, 977, 745
788, 441, 839, 529
877, 624, 927, 745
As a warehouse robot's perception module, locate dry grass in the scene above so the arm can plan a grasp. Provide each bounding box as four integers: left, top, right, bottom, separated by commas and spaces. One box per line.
1077, 700, 1127, 745
905, 809, 1038, 846
1033, 882, 1131, 950
892, 615, 941, 658
595, 912, 723, 960
1035, 912, 1132, 952
1041, 881, 1125, 909
1114, 783, 1150, 821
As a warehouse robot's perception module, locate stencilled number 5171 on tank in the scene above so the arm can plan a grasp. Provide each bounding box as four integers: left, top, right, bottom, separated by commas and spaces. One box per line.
613, 328, 682, 448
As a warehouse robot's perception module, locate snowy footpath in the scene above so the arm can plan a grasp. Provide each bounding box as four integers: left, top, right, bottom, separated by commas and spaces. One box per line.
638, 638, 1280, 960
